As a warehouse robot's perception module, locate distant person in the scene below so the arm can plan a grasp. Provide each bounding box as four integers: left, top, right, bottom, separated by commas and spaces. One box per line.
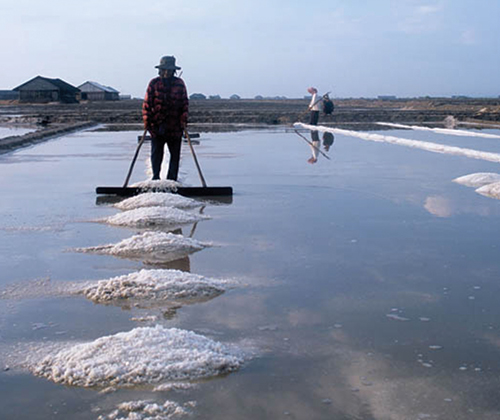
307, 87, 321, 125
142, 56, 189, 181
322, 131, 334, 151
308, 130, 320, 164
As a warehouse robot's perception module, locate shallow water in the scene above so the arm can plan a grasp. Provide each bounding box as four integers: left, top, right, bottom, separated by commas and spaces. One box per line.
1, 127, 500, 419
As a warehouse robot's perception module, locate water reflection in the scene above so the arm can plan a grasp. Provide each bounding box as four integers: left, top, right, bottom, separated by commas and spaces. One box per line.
424, 195, 495, 218
307, 131, 334, 164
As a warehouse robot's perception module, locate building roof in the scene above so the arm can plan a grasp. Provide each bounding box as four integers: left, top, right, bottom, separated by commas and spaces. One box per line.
78, 81, 119, 93
13, 76, 80, 92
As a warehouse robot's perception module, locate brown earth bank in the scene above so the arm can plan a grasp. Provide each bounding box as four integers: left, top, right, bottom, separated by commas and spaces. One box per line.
1, 98, 500, 152
1, 97, 500, 128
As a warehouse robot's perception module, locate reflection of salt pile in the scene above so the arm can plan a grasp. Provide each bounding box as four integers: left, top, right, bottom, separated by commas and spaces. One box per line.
73, 231, 209, 263
80, 269, 232, 304
114, 192, 200, 211
98, 399, 192, 420
476, 182, 500, 199
453, 173, 500, 187
31, 325, 243, 388
100, 206, 210, 228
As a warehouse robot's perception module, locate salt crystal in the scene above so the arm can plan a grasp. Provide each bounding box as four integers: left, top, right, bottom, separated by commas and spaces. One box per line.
114, 192, 200, 211
80, 269, 232, 304
30, 325, 243, 388
386, 314, 410, 322
100, 206, 209, 228
73, 231, 209, 263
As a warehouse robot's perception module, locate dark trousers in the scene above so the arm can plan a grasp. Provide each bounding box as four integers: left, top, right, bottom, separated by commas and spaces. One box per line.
151, 135, 182, 181
310, 110, 319, 125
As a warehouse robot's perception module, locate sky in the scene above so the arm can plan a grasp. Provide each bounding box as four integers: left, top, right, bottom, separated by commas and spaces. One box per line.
1, 0, 500, 99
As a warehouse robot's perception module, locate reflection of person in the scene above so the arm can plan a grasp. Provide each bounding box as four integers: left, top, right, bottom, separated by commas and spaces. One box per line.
142, 56, 189, 181
322, 132, 334, 151
308, 130, 320, 164
307, 87, 321, 125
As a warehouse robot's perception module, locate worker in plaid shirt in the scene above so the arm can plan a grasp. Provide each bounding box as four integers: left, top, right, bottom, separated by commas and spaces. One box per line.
143, 56, 189, 181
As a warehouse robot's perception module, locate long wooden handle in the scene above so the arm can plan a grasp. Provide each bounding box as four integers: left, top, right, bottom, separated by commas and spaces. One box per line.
123, 128, 148, 188
185, 129, 207, 188
294, 129, 331, 160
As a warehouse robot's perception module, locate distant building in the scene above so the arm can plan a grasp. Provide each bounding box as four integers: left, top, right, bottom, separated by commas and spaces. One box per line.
229, 94, 241, 100
78, 81, 120, 101
377, 95, 397, 100
190, 93, 206, 100
0, 90, 19, 100
13, 76, 80, 103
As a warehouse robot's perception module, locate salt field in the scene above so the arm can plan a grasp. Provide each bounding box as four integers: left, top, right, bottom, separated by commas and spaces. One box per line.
0, 125, 35, 140
2, 126, 500, 419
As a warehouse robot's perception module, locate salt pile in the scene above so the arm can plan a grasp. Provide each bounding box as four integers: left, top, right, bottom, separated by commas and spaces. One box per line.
73, 231, 209, 263
80, 269, 232, 304
452, 172, 500, 187
131, 179, 181, 191
100, 206, 210, 228
98, 399, 192, 420
31, 325, 243, 388
476, 181, 500, 199
114, 192, 200, 211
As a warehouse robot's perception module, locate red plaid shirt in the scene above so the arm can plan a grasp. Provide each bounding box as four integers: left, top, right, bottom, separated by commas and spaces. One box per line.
142, 76, 189, 138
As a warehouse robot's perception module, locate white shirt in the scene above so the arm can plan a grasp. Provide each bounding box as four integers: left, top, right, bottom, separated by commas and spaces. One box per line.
309, 93, 321, 111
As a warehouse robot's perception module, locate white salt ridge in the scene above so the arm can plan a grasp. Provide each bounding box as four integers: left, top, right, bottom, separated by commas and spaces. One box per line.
476, 181, 500, 200
452, 173, 500, 188
100, 206, 209, 228
377, 122, 500, 139
294, 123, 500, 164
73, 231, 209, 263
80, 269, 233, 304
98, 399, 190, 420
114, 192, 200, 211
31, 325, 243, 388
386, 313, 410, 321
153, 382, 196, 392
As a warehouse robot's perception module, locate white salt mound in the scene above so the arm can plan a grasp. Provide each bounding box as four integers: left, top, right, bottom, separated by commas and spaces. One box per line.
131, 179, 181, 191
73, 231, 208, 263
98, 399, 190, 420
31, 325, 243, 388
101, 206, 209, 228
114, 192, 200, 211
80, 269, 232, 303
453, 173, 500, 188
476, 181, 500, 200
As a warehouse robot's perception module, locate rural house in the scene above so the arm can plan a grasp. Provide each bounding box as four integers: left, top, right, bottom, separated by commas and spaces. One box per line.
13, 76, 80, 103
0, 90, 19, 100
78, 81, 120, 101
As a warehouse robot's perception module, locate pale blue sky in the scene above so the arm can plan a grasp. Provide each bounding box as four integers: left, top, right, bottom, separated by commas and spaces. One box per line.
1, 0, 499, 98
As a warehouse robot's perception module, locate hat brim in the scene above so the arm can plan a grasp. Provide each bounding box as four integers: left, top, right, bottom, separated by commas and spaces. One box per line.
155, 65, 181, 70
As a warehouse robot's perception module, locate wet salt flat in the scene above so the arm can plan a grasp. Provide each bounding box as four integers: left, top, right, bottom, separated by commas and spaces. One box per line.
0, 125, 36, 140
1, 126, 500, 419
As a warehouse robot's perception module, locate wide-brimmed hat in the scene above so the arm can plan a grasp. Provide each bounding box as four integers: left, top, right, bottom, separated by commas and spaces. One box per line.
155, 56, 181, 70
